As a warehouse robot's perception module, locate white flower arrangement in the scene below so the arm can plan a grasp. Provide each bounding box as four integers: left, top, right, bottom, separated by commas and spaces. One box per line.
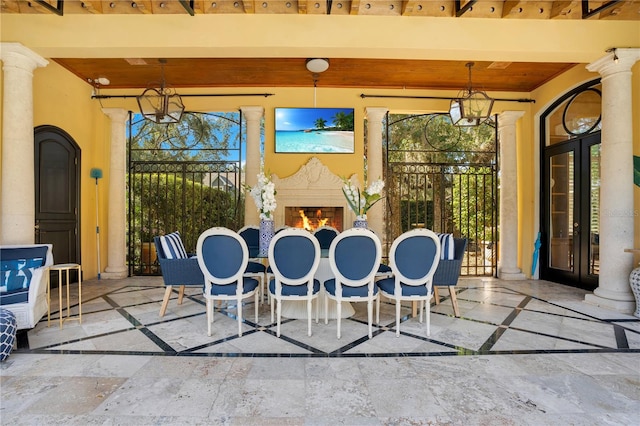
246, 172, 277, 220
342, 177, 384, 220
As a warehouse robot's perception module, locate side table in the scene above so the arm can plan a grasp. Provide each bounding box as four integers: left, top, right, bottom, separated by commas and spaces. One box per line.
48, 263, 82, 328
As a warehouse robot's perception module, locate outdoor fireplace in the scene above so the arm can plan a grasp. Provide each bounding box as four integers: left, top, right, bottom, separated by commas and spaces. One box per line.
271, 157, 359, 230
285, 206, 344, 232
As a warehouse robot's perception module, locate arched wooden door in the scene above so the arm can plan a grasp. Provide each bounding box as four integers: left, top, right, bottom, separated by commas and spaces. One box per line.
34, 126, 81, 276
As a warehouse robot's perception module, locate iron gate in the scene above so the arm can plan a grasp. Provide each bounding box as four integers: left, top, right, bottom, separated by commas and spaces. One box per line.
384, 113, 499, 276
127, 112, 245, 275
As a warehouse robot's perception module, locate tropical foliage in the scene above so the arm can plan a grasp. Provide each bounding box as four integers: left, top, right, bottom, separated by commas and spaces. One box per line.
130, 172, 241, 251
385, 113, 497, 246
129, 112, 240, 162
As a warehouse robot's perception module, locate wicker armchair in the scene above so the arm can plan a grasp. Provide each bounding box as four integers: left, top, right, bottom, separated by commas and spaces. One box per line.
154, 236, 204, 317
433, 238, 467, 317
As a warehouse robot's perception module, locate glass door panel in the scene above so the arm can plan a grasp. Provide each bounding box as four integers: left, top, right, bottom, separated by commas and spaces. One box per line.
542, 133, 599, 290
588, 144, 600, 276
549, 151, 574, 272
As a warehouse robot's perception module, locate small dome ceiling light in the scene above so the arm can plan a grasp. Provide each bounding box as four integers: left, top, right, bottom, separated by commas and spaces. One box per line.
305, 58, 330, 74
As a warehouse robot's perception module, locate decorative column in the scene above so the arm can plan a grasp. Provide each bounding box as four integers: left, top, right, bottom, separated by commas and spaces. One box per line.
498, 111, 526, 280
101, 108, 128, 279
0, 43, 48, 244
365, 107, 388, 238
584, 48, 640, 313
241, 106, 264, 226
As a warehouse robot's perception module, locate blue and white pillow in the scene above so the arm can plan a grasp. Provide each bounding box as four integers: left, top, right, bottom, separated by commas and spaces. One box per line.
1, 267, 36, 293
159, 232, 188, 259
436, 233, 455, 260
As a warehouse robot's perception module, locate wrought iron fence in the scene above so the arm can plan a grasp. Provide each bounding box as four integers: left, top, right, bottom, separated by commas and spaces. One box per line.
384, 113, 499, 276
127, 112, 244, 276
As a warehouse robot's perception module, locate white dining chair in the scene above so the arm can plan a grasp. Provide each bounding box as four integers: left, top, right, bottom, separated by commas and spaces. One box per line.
376, 228, 441, 337
238, 225, 267, 304
313, 225, 340, 250
324, 227, 381, 339
268, 227, 321, 337
196, 227, 260, 337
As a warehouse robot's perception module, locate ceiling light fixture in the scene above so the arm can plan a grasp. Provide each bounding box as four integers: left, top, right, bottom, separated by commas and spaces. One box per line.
136, 59, 184, 124
305, 58, 330, 74
449, 62, 494, 126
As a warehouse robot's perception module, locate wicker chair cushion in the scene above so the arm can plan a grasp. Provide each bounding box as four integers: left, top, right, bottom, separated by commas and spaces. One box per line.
436, 233, 455, 260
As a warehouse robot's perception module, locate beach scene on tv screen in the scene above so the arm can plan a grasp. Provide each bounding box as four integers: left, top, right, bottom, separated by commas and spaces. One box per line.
275, 108, 354, 153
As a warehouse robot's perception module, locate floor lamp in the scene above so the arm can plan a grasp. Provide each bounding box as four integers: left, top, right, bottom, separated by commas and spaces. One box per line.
90, 168, 103, 279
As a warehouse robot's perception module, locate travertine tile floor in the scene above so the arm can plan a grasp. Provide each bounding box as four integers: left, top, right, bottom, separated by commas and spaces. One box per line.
1, 276, 639, 425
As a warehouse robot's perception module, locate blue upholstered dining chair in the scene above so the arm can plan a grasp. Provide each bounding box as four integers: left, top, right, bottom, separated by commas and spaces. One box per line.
238, 225, 267, 304
376, 228, 441, 337
324, 227, 381, 339
313, 225, 339, 250
196, 227, 259, 337
268, 227, 321, 337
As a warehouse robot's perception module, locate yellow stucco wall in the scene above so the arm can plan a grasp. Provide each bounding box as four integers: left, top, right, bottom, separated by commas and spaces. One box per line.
29, 61, 111, 278
2, 13, 639, 278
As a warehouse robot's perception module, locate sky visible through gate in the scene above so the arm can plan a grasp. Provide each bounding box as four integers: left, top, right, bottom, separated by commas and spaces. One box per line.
127, 111, 250, 167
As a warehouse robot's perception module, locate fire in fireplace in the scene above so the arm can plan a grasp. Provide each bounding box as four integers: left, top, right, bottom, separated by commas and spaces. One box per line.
285, 207, 343, 232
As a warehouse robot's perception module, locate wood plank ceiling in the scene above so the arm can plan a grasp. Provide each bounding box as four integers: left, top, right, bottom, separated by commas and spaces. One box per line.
3, 0, 638, 19
3, 1, 637, 91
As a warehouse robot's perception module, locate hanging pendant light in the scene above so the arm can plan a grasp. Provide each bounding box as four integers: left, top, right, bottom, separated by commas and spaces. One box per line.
137, 59, 185, 124
449, 62, 494, 126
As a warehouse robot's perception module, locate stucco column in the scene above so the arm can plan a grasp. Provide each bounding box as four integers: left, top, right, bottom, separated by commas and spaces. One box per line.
584, 48, 640, 313
365, 107, 388, 238
241, 106, 264, 226
0, 43, 48, 244
498, 111, 526, 280
101, 108, 128, 279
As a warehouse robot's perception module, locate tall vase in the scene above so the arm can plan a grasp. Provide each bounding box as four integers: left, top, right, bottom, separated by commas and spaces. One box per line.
353, 215, 368, 229
630, 265, 640, 318
259, 218, 275, 256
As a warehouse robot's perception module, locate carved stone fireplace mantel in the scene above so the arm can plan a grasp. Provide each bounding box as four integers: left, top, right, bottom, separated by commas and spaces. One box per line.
271, 157, 358, 229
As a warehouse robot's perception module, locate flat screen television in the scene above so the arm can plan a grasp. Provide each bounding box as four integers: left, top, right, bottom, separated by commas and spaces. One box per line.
275, 107, 355, 153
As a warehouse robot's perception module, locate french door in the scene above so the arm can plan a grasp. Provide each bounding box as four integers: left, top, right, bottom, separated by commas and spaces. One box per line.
542, 133, 600, 290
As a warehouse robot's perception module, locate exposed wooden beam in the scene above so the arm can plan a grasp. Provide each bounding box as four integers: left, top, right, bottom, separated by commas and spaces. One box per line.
582, 0, 622, 19
550, 1, 578, 18
179, 0, 195, 15
455, 0, 477, 17
34, 0, 63, 15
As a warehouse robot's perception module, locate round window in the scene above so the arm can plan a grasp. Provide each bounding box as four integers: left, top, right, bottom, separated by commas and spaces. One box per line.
562, 88, 602, 136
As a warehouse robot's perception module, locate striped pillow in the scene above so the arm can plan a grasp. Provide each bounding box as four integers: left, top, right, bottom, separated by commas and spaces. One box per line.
436, 233, 455, 260
159, 232, 188, 259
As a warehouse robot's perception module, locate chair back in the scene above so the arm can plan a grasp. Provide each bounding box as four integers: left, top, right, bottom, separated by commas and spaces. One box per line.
453, 238, 468, 260
268, 228, 320, 286
329, 228, 381, 287
238, 225, 260, 257
313, 226, 339, 250
196, 227, 249, 288
390, 228, 441, 287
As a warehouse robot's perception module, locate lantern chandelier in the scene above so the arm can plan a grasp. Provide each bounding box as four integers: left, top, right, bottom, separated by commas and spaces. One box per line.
137, 59, 185, 124
449, 62, 494, 126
